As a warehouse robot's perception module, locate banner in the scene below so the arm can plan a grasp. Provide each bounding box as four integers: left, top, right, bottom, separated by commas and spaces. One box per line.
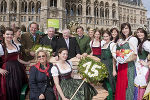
47, 19, 59, 28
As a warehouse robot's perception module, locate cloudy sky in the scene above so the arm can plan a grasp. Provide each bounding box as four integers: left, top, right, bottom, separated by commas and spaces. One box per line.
142, 0, 150, 18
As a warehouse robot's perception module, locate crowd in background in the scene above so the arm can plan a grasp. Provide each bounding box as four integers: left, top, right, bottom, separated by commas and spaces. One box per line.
0, 22, 150, 100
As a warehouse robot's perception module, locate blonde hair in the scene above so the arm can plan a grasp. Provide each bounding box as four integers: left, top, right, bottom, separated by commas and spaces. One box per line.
35, 50, 50, 63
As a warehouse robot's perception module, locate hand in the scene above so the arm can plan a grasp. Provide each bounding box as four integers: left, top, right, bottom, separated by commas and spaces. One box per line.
30, 51, 35, 56
139, 60, 147, 66
62, 97, 69, 100
113, 70, 117, 77
39, 94, 45, 100
0, 68, 9, 76
55, 56, 59, 61
76, 54, 81, 59
82, 53, 88, 57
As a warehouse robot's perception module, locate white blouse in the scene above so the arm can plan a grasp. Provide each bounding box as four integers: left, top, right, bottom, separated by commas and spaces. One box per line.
51, 61, 72, 77
142, 40, 150, 53
0, 44, 19, 56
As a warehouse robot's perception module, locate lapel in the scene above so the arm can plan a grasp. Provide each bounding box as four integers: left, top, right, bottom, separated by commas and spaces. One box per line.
62, 38, 68, 49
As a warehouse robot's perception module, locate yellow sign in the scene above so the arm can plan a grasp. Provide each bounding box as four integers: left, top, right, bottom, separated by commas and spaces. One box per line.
47, 19, 59, 28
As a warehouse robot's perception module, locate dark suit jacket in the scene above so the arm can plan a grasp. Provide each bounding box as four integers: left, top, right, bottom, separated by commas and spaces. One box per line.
40, 35, 58, 54
56, 37, 81, 59
20, 32, 41, 61
29, 63, 54, 100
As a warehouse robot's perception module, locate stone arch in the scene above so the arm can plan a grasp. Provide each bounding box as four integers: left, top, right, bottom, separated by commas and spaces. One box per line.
10, 0, 17, 12
105, 8, 109, 18
77, 4, 82, 15
1, 0, 7, 13
29, 1, 35, 13
36, 1, 41, 14
100, 7, 104, 17
100, 1, 104, 7
21, 0, 27, 13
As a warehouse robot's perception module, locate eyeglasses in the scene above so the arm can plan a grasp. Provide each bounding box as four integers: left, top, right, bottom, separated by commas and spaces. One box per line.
37, 55, 46, 58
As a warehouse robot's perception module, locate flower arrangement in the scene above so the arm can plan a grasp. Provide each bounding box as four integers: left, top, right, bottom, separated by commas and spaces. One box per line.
31, 44, 53, 56
116, 49, 134, 64
78, 57, 108, 84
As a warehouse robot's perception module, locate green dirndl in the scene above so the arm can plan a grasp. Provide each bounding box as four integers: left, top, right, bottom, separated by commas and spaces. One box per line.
59, 78, 97, 100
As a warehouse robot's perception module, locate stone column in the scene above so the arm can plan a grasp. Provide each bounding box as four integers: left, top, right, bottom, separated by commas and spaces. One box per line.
40, 0, 48, 32
82, 0, 87, 31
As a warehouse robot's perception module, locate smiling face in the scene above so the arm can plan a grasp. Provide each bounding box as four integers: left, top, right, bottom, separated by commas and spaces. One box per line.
3, 30, 14, 42
37, 51, 47, 64
47, 28, 55, 38
30, 24, 38, 34
58, 50, 68, 61
111, 29, 118, 38
103, 33, 111, 42
137, 30, 145, 41
94, 31, 101, 40
62, 30, 70, 39
77, 28, 84, 37
88, 30, 94, 39
122, 25, 130, 37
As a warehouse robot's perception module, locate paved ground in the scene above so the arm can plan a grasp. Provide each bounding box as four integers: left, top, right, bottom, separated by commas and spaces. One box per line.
93, 84, 108, 100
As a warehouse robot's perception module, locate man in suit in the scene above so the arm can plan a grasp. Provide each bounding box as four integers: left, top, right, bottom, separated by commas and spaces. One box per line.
75, 26, 91, 57
40, 27, 58, 56
20, 22, 41, 61
56, 29, 81, 59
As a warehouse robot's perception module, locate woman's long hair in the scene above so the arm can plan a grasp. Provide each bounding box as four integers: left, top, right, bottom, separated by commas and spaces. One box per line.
136, 28, 148, 54
110, 28, 119, 43
120, 22, 132, 40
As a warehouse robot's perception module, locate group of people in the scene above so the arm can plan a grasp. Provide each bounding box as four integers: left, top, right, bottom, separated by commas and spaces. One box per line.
0, 21, 150, 100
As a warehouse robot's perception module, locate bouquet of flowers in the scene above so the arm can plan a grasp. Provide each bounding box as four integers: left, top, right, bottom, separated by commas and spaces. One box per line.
31, 44, 53, 56
116, 49, 134, 64
78, 57, 108, 84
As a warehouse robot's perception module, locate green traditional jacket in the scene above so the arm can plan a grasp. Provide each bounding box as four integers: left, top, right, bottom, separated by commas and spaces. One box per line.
75, 35, 91, 54
20, 32, 41, 61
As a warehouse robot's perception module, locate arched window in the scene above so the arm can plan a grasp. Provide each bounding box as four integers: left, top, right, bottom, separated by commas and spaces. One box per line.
77, 4, 82, 15
130, 16, 133, 23
100, 8, 104, 17
86, 0, 91, 16
66, 3, 70, 15
21, 1, 27, 13
29, 1, 35, 14
112, 3, 116, 19
50, 0, 57, 7
36, 1, 41, 14
94, 7, 99, 17
10, 0, 17, 12
105, 2, 109, 18
127, 15, 129, 22
94, 0, 99, 17
100, 1, 104, 18
123, 15, 126, 22
119, 14, 122, 21
105, 8, 109, 18
71, 4, 76, 16
86, 6, 91, 15
134, 17, 136, 23
1, 0, 7, 13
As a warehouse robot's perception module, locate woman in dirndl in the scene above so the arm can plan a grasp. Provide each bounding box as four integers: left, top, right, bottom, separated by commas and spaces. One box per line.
51, 48, 97, 100
134, 28, 150, 100
0, 27, 28, 100
113, 23, 138, 100
101, 30, 116, 99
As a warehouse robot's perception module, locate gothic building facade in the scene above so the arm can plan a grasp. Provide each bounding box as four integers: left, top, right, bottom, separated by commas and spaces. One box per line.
0, 0, 147, 32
